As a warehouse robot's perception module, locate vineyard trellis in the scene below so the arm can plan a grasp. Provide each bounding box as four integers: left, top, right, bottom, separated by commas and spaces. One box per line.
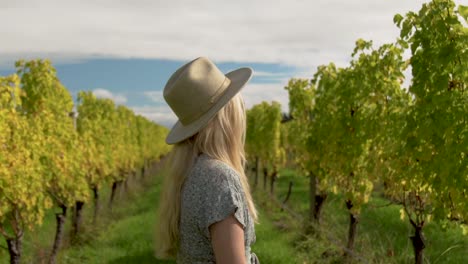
246, 1, 467, 263
0, 60, 170, 264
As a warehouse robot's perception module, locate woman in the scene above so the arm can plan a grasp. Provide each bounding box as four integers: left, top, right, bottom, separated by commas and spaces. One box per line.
155, 57, 259, 264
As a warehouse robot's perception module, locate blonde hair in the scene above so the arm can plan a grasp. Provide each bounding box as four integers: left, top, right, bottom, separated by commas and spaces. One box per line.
154, 93, 258, 259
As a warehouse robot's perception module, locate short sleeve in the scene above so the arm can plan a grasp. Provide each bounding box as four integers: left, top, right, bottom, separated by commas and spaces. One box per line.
198, 165, 246, 240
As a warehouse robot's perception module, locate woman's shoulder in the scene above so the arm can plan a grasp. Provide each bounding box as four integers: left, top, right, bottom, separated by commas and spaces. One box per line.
191, 153, 242, 190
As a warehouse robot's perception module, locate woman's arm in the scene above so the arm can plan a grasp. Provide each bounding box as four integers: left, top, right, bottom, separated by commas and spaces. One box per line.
209, 213, 246, 264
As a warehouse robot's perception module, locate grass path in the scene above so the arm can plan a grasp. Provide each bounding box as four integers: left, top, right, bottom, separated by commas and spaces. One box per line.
52, 172, 297, 263
4, 167, 463, 263
56, 174, 171, 264
268, 168, 468, 264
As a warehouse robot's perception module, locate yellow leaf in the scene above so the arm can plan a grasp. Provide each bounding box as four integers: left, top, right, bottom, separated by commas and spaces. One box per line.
461, 225, 468, 236
399, 208, 406, 221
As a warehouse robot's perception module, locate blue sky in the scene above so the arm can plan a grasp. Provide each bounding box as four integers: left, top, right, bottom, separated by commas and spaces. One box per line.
1, 0, 462, 127
0, 58, 298, 126
0, 58, 296, 102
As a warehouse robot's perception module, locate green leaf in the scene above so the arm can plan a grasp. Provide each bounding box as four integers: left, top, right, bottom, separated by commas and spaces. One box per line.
393, 14, 404, 27
458, 5, 468, 22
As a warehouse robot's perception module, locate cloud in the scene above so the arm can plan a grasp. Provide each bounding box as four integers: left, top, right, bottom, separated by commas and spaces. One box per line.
130, 105, 177, 128
92, 88, 127, 104
254, 71, 281, 77
253, 71, 293, 82
132, 79, 291, 127
143, 90, 165, 103
242, 81, 290, 113
0, 53, 93, 70
0, 0, 440, 70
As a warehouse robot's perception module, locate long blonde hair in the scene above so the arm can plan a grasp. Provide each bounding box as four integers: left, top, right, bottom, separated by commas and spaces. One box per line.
154, 93, 258, 259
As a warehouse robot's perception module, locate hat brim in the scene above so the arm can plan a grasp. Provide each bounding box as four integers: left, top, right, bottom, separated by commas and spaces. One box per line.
165, 67, 253, 145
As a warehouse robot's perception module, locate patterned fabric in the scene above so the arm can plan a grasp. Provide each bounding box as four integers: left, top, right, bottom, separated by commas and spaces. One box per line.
177, 153, 258, 264
251, 252, 260, 264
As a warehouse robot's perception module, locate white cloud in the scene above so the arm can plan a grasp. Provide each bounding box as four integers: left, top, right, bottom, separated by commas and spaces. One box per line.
242, 81, 290, 113
133, 80, 292, 128
254, 71, 280, 77
130, 105, 177, 128
92, 88, 127, 104
143, 90, 165, 103
0, 0, 444, 70
253, 71, 292, 82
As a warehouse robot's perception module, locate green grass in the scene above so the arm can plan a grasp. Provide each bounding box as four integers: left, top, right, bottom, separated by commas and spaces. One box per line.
0, 172, 170, 264
57, 174, 299, 263
2, 167, 465, 263
56, 175, 172, 264
1, 169, 299, 263
0, 174, 114, 263
252, 190, 306, 263
253, 168, 468, 264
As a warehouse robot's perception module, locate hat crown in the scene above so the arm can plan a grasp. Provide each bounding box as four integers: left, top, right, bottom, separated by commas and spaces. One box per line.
163, 57, 231, 126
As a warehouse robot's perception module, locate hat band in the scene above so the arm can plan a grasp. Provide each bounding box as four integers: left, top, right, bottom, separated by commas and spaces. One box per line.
179, 77, 231, 125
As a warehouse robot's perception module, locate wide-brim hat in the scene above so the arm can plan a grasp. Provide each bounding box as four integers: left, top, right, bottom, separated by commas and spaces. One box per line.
163, 57, 252, 145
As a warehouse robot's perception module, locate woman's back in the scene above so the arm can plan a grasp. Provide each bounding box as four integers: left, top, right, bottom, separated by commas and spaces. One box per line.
156, 57, 259, 263
178, 153, 256, 264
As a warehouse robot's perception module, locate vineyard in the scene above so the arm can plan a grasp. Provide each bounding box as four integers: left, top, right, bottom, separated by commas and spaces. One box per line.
0, 0, 466, 263
246, 1, 467, 263
0, 60, 171, 264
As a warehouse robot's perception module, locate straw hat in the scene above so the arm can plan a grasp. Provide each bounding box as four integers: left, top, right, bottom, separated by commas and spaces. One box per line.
163, 57, 253, 144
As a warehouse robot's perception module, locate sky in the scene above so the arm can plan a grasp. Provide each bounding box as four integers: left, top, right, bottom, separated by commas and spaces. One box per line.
0, 0, 464, 127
